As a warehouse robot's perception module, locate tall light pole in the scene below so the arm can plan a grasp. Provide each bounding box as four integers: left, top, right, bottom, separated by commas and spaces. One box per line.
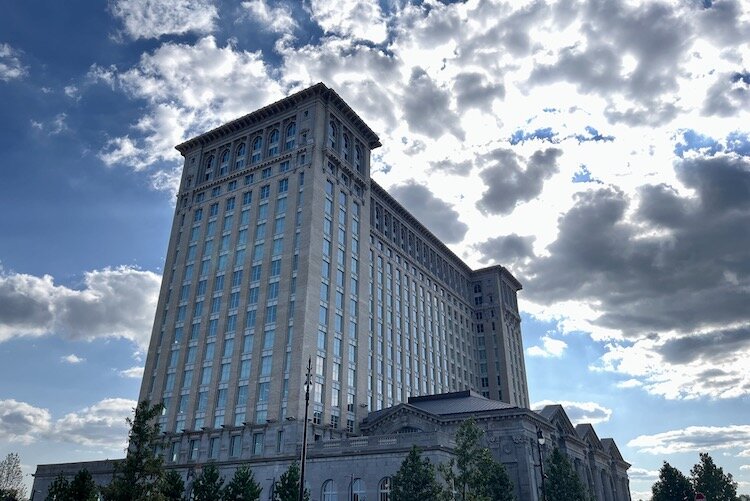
298, 356, 312, 501
536, 427, 547, 501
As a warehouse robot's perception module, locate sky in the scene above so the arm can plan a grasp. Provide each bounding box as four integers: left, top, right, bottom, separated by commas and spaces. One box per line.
0, 0, 748, 498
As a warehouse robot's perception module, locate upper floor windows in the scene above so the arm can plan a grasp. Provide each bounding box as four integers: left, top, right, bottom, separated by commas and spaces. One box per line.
268, 129, 280, 157
355, 145, 363, 174
235, 143, 246, 171
251, 136, 262, 164
203, 155, 215, 182
343, 134, 350, 162
219, 149, 230, 176
285, 122, 296, 150
328, 120, 337, 149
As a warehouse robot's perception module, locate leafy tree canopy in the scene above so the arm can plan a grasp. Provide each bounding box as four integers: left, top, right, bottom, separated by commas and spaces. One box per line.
273, 462, 309, 501
544, 448, 589, 501
69, 469, 98, 501
691, 452, 738, 501
159, 470, 185, 501
222, 466, 262, 501
391, 446, 442, 501
651, 461, 694, 501
191, 464, 224, 501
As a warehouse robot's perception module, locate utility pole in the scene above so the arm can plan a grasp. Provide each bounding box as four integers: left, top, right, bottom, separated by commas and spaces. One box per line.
298, 356, 312, 501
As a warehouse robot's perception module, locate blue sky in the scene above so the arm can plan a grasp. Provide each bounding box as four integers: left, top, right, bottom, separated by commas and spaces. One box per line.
1, 0, 749, 498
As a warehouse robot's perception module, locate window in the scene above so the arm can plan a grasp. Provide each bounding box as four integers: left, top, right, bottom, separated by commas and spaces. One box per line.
285, 122, 296, 150
230, 435, 242, 457
219, 149, 230, 176
278, 178, 288, 193
352, 479, 365, 500
204, 155, 214, 181
260, 184, 270, 200
252, 432, 264, 455
379, 477, 392, 501
355, 145, 362, 173
328, 120, 337, 149
322, 480, 337, 501
343, 134, 350, 161
268, 129, 279, 156
209, 437, 220, 459
251, 136, 262, 163
235, 143, 246, 171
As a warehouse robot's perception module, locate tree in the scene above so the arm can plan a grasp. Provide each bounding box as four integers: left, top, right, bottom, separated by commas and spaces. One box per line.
443, 418, 515, 501
273, 461, 309, 501
160, 470, 185, 501
0, 453, 26, 500
651, 461, 694, 501
100, 400, 166, 501
69, 469, 98, 501
191, 464, 224, 501
545, 448, 589, 501
391, 446, 442, 501
45, 474, 71, 501
690, 452, 738, 501
222, 467, 262, 501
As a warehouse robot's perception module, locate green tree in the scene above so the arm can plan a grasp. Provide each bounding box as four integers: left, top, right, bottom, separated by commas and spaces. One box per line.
160, 470, 185, 501
690, 452, 738, 501
391, 446, 442, 501
222, 467, 262, 501
545, 448, 588, 501
273, 461, 309, 501
45, 474, 71, 501
69, 469, 98, 501
443, 418, 514, 501
100, 400, 166, 501
0, 453, 26, 500
191, 464, 224, 501
651, 461, 694, 501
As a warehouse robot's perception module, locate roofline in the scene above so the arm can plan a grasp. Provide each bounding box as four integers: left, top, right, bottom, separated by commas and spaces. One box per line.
175, 83, 381, 154
472, 264, 523, 291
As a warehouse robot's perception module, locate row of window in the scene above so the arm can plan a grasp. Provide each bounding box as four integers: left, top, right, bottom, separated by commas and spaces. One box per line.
321, 477, 391, 501
199, 122, 298, 183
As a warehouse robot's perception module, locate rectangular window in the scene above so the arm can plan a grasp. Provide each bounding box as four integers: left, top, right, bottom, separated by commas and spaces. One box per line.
209, 437, 220, 459
270, 259, 281, 277
260, 185, 270, 199
260, 355, 272, 376
240, 359, 251, 379
242, 191, 252, 206
278, 178, 288, 193
230, 435, 242, 457
258, 382, 270, 402
237, 385, 248, 406
252, 433, 264, 455
216, 388, 227, 408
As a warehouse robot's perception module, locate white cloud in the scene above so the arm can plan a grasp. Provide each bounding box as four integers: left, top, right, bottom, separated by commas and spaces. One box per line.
533, 400, 613, 425
54, 398, 135, 449
109, 0, 217, 40
0, 266, 161, 349
615, 379, 642, 389
628, 467, 659, 480
29, 113, 68, 135
61, 354, 85, 364
0, 399, 51, 445
740, 465, 750, 471
0, 43, 26, 81
64, 85, 79, 99
0, 398, 136, 450
309, 0, 388, 43
527, 334, 567, 358
241, 0, 297, 34
119, 366, 144, 378
628, 425, 750, 455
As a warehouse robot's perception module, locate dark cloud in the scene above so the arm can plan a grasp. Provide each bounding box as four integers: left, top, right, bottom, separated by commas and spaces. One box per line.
659, 327, 750, 364
514, 154, 750, 338
529, 0, 690, 124
388, 181, 468, 244
428, 158, 473, 176
703, 71, 750, 117
401, 67, 464, 140
452, 72, 505, 110
476, 148, 562, 215
475, 234, 536, 266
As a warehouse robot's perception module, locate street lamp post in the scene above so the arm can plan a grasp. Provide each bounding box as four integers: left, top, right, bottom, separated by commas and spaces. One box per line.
298, 357, 312, 501
537, 428, 547, 501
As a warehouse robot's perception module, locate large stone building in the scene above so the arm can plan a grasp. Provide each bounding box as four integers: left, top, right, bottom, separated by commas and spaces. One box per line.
32, 84, 630, 500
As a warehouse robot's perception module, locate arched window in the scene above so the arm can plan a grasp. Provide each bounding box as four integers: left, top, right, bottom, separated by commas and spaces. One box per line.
379, 477, 391, 501
251, 136, 262, 163
204, 155, 215, 181
354, 145, 362, 173
285, 122, 296, 150
219, 149, 230, 176
235, 143, 246, 171
268, 129, 280, 156
352, 478, 365, 501
328, 120, 337, 149
343, 134, 350, 161
322, 479, 337, 501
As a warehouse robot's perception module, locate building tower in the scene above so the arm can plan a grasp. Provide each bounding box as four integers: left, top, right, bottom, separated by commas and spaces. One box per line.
138, 83, 528, 461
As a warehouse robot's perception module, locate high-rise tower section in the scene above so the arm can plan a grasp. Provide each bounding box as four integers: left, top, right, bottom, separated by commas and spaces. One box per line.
139, 84, 528, 450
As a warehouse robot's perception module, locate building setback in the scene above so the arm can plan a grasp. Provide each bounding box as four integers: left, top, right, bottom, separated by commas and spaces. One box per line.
32, 83, 630, 500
